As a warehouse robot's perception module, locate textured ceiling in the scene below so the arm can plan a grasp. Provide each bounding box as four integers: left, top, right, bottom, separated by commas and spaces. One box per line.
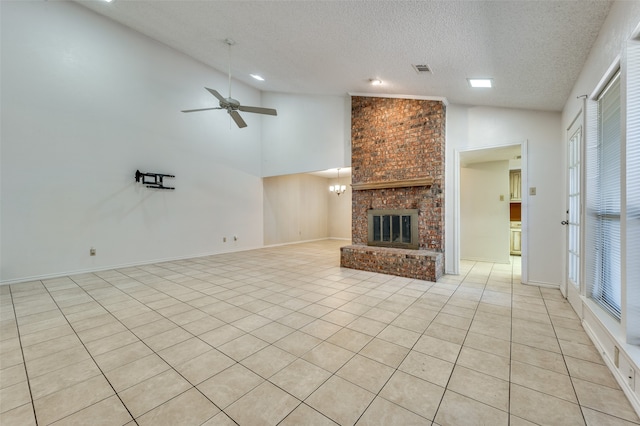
76, 0, 611, 112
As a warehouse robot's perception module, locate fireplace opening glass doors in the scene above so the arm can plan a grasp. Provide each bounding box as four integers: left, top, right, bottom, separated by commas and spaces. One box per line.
368, 209, 419, 249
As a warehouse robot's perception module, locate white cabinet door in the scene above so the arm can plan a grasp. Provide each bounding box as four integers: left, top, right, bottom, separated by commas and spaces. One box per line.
510, 170, 521, 201
510, 225, 521, 255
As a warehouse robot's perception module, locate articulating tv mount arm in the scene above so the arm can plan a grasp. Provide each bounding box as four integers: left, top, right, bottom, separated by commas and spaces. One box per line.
135, 170, 175, 190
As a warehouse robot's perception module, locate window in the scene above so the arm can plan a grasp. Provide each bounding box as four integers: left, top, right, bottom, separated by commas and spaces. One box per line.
626, 40, 640, 344
589, 71, 622, 319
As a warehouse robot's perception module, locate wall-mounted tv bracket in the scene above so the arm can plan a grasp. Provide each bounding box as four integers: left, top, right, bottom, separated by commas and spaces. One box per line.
135, 170, 175, 190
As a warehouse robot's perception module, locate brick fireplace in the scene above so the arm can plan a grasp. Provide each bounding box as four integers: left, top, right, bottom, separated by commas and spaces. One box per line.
340, 96, 445, 281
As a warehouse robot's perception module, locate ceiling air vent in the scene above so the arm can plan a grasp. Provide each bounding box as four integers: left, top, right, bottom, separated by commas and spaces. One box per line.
412, 64, 432, 74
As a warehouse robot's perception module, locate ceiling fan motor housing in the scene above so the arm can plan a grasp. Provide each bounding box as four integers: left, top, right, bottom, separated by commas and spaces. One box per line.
222, 97, 241, 110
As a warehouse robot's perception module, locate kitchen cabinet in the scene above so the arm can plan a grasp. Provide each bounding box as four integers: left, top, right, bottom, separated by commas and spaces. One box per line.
510, 170, 521, 201
510, 221, 522, 256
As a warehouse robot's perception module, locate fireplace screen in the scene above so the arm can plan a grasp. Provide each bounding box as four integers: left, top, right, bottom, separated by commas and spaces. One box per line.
368, 209, 419, 249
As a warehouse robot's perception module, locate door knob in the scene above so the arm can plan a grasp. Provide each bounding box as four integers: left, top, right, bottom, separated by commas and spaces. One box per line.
561, 220, 569, 225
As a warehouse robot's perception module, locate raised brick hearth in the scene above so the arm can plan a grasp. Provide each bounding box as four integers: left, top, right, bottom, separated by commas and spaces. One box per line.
340, 96, 445, 282
340, 245, 443, 281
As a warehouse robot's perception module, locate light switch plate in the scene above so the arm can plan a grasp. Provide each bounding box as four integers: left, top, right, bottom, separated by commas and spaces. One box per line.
529, 187, 537, 196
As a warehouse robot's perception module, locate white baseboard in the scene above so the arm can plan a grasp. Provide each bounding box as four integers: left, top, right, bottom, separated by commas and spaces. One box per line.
1, 238, 347, 286
581, 305, 640, 418
460, 256, 511, 264
262, 237, 332, 248
0, 245, 263, 286
522, 280, 561, 289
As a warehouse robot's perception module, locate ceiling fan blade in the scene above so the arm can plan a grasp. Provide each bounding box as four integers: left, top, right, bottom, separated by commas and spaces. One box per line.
229, 110, 247, 128
181, 107, 222, 113
205, 88, 226, 102
238, 105, 278, 116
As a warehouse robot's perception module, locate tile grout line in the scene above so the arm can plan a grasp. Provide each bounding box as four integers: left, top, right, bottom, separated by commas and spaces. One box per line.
10, 249, 505, 425
508, 260, 516, 426
7, 242, 630, 425
66, 273, 238, 425
540, 288, 588, 425
43, 272, 228, 423
351, 259, 497, 424
7, 284, 39, 426
90, 263, 318, 424
100, 258, 354, 424
436, 261, 512, 421
36, 277, 141, 426
421, 262, 480, 425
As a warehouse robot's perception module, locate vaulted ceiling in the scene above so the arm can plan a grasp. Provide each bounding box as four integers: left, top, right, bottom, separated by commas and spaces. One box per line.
77, 0, 612, 112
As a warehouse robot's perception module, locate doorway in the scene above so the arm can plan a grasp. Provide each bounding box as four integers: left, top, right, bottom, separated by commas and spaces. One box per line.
565, 110, 583, 314
454, 142, 527, 283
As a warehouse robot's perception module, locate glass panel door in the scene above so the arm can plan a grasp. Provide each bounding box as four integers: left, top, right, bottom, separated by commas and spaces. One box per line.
568, 125, 581, 289
566, 110, 583, 312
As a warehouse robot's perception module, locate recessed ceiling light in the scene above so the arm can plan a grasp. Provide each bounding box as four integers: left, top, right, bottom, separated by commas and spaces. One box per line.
369, 79, 383, 86
250, 74, 265, 81
468, 78, 493, 88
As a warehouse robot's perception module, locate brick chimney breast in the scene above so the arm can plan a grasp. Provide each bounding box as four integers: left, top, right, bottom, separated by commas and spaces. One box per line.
341, 96, 445, 282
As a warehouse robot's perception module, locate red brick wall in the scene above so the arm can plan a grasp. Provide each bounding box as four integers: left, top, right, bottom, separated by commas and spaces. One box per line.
350, 96, 445, 252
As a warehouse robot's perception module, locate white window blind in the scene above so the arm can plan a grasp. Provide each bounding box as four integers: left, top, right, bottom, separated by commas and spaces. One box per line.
626, 41, 640, 344
589, 71, 622, 320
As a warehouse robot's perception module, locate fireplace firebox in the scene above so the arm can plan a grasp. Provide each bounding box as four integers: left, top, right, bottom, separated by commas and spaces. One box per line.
368, 209, 419, 249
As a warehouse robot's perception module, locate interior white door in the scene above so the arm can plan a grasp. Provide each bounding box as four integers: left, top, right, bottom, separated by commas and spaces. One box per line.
565, 112, 583, 313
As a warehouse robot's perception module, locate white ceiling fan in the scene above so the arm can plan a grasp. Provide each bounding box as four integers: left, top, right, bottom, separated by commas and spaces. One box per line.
182, 39, 277, 128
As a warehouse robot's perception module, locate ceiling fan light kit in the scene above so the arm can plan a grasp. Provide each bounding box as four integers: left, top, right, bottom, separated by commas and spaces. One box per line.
181, 38, 277, 128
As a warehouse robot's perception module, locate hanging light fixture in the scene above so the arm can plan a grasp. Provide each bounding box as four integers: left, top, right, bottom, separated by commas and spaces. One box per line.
329, 168, 347, 196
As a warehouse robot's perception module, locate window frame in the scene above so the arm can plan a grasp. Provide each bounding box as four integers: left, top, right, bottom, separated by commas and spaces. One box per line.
588, 70, 623, 320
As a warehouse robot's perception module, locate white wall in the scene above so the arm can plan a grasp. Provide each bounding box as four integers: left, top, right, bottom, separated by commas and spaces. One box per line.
261, 93, 351, 177
446, 106, 563, 286
560, 1, 640, 413
0, 1, 265, 283
328, 176, 352, 240
460, 161, 510, 263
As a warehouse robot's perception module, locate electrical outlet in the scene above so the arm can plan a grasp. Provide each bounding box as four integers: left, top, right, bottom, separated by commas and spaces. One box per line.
90, 247, 96, 256
223, 237, 227, 243
500, 195, 504, 201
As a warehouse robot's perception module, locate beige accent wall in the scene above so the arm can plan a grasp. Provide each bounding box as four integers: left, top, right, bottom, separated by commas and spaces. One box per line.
263, 174, 352, 245
460, 160, 511, 263
327, 176, 352, 240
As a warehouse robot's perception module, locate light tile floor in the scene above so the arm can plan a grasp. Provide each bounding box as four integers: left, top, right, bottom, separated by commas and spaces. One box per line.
1, 240, 638, 425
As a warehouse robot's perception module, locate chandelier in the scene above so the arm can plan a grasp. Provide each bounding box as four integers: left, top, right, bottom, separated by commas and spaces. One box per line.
329, 168, 347, 196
